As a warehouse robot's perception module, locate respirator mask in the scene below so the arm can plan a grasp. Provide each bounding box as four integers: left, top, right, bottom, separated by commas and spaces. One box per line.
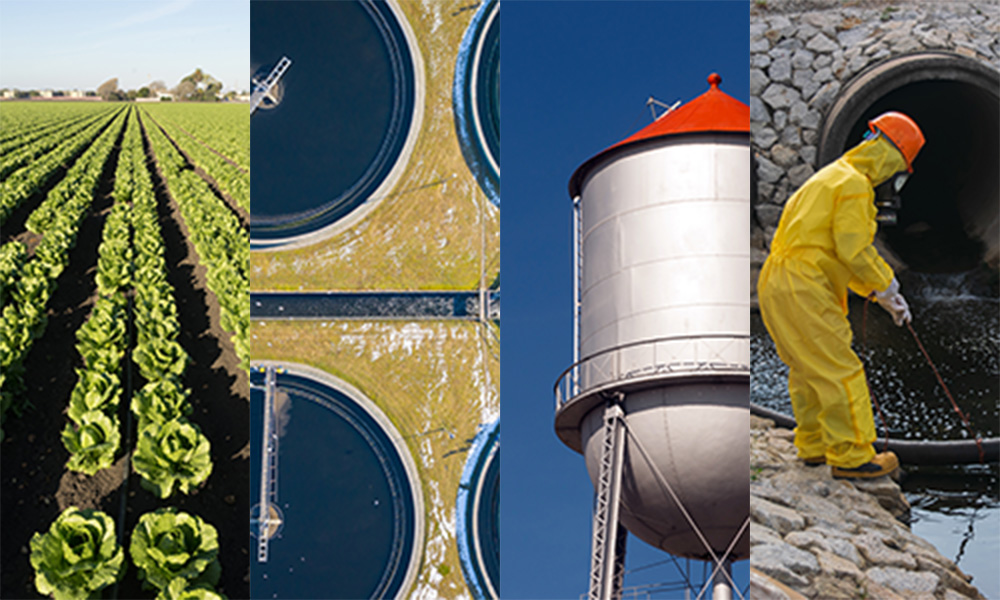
874, 171, 909, 225
863, 129, 910, 225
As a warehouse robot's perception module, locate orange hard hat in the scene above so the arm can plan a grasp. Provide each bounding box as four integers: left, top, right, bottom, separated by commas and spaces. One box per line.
868, 111, 925, 172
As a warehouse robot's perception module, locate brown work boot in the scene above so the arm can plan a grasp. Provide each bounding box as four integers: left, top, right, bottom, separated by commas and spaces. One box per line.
831, 451, 899, 479
801, 456, 826, 467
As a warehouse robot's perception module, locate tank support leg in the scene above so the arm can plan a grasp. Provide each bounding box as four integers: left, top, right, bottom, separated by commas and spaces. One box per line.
711, 560, 732, 600
589, 397, 627, 600
625, 427, 749, 599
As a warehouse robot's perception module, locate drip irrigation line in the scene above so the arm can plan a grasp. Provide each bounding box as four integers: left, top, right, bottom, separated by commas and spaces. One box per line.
109, 111, 133, 600
111, 289, 135, 600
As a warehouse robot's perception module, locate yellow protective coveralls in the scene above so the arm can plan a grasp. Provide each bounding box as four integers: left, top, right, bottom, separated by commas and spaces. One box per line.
758, 136, 907, 468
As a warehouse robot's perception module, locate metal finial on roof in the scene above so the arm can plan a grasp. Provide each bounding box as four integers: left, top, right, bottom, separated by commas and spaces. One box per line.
569, 71, 749, 197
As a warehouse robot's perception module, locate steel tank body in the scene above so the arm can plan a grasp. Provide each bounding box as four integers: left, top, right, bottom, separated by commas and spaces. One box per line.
577, 134, 750, 380
558, 74, 750, 561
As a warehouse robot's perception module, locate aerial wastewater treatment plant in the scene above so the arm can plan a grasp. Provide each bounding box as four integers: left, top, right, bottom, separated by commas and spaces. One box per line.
554, 74, 751, 600
248, 1, 500, 598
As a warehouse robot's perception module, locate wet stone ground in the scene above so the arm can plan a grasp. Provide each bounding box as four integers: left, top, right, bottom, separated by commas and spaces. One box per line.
751, 415, 985, 600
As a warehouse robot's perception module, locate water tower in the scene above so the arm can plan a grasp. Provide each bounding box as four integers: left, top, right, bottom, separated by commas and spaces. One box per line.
554, 74, 750, 599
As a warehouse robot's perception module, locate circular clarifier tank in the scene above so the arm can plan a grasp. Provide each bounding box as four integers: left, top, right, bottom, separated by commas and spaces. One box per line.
251, 0, 421, 248
249, 364, 422, 599
456, 420, 499, 599
454, 0, 499, 205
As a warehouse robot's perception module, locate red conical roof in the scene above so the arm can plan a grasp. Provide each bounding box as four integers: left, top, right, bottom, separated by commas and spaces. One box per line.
569, 73, 749, 196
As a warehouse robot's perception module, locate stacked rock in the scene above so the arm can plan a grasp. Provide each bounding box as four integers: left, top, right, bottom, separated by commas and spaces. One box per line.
750, 415, 984, 600
749, 1, 1000, 305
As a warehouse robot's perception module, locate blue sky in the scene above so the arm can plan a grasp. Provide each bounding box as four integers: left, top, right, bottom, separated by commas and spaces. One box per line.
0, 0, 249, 92
500, 1, 750, 597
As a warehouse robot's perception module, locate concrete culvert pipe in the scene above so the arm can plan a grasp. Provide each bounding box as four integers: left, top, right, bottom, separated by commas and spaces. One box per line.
818, 52, 1000, 274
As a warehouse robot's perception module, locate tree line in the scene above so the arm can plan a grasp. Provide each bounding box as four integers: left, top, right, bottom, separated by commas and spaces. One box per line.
95, 69, 242, 102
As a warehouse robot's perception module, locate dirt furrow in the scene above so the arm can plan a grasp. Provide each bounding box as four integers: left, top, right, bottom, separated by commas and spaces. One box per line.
138, 109, 250, 229
131, 110, 250, 600
0, 114, 127, 600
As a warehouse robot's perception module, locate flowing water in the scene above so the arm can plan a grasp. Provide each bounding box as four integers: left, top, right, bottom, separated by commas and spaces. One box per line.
250, 291, 486, 319
751, 271, 999, 597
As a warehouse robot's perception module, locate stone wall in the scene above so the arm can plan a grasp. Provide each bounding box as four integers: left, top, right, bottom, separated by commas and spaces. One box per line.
749, 1, 1000, 304
751, 415, 985, 599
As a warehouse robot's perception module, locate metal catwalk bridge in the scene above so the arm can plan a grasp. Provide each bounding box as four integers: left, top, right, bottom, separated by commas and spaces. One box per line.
252, 365, 283, 562
251, 56, 292, 115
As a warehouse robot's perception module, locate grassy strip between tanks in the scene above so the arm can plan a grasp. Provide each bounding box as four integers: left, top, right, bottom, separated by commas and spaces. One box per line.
250, 0, 500, 292
251, 319, 499, 598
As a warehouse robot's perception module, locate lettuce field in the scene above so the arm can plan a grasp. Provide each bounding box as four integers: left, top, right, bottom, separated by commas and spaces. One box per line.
0, 101, 250, 599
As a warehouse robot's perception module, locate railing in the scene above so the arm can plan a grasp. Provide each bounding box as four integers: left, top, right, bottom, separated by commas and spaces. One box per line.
257, 365, 277, 562
554, 334, 750, 411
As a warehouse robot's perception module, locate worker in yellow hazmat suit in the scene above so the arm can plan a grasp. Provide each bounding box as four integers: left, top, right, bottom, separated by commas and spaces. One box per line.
758, 111, 925, 479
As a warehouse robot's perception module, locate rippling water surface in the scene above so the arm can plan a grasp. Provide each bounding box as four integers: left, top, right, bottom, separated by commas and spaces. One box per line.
250, 0, 414, 240
751, 272, 999, 597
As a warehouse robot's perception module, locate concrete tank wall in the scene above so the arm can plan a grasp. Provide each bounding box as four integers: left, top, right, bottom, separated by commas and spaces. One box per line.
577, 135, 751, 394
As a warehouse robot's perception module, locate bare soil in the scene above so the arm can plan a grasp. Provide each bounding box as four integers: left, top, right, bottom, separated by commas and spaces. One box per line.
0, 109, 249, 600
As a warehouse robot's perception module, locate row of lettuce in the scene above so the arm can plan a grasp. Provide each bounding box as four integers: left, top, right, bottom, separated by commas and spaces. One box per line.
0, 106, 128, 440
62, 109, 214, 502
2, 103, 248, 598
0, 102, 98, 145
0, 105, 120, 226
143, 105, 249, 213
141, 107, 249, 368
31, 506, 222, 600
140, 104, 248, 173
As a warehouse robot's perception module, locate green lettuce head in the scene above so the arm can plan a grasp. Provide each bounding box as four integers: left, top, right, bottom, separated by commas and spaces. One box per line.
61, 410, 120, 476
133, 419, 212, 499
130, 508, 221, 592
130, 378, 192, 430
67, 370, 121, 424
156, 578, 227, 600
29, 506, 124, 600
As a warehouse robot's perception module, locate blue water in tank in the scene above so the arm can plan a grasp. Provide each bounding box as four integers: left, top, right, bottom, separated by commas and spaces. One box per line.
456, 420, 499, 598
249, 370, 415, 599
454, 0, 500, 206
250, 0, 414, 243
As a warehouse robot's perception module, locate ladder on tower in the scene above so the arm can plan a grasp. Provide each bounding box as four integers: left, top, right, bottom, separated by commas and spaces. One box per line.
251, 56, 292, 115
572, 197, 584, 398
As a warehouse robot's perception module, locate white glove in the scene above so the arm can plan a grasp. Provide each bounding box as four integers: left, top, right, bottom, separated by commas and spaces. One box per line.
875, 278, 911, 326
